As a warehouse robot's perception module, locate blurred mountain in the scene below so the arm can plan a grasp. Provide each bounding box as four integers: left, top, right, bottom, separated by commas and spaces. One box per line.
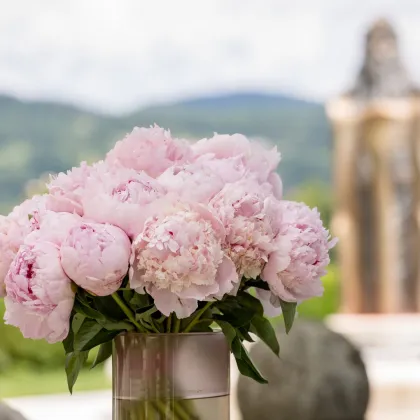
0, 92, 331, 214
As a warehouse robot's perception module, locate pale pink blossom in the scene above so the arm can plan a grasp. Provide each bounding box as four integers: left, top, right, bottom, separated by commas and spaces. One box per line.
25, 211, 82, 246
130, 203, 238, 318
106, 125, 193, 177
210, 180, 281, 279
158, 163, 224, 204
262, 201, 337, 302
82, 166, 166, 238
195, 154, 247, 184
47, 162, 92, 215
0, 197, 52, 295
5, 194, 80, 246
61, 222, 131, 296
7, 195, 49, 239
192, 133, 281, 183
158, 156, 246, 203
256, 289, 283, 317
0, 216, 13, 297
267, 172, 283, 199
4, 241, 75, 343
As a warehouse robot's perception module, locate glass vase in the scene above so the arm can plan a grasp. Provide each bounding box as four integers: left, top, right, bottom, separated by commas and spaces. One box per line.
112, 332, 230, 420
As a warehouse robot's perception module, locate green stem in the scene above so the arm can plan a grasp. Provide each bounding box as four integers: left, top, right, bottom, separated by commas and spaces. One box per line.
152, 400, 191, 420
183, 301, 213, 333
111, 293, 145, 332
144, 319, 160, 334
166, 314, 172, 333
173, 317, 181, 333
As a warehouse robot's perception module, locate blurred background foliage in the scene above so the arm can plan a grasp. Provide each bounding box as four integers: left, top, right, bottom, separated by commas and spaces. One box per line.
0, 93, 330, 214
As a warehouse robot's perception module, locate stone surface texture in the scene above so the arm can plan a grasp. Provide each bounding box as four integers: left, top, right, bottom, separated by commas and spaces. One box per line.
237, 320, 370, 420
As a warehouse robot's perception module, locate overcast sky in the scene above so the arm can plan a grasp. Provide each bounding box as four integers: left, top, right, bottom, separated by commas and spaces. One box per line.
1, 0, 420, 114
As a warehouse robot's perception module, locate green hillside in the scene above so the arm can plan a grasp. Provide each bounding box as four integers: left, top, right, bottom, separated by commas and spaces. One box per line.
0, 92, 332, 214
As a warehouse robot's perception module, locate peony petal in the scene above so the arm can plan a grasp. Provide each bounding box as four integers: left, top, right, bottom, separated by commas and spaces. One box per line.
214, 256, 239, 297
256, 289, 283, 317
152, 288, 198, 318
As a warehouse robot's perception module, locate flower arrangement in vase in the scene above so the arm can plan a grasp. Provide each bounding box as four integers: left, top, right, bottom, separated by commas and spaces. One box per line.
0, 126, 336, 419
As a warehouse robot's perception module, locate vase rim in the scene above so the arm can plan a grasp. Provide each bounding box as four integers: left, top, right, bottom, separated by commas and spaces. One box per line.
117, 330, 223, 337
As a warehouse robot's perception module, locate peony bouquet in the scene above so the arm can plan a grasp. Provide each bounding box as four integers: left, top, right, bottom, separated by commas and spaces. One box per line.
0, 126, 336, 392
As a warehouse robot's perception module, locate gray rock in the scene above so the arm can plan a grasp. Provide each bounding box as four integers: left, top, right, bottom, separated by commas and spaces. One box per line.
237, 319, 369, 420
0, 403, 27, 420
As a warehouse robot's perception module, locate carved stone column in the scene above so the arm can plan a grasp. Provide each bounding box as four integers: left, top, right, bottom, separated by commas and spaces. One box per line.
328, 99, 364, 313
328, 20, 420, 314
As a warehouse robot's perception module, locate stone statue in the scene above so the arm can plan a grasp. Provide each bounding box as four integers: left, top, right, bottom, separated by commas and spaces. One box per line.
349, 19, 416, 100
237, 320, 369, 420
328, 19, 420, 313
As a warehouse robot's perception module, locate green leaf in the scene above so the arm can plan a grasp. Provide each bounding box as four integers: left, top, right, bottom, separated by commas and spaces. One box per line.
231, 337, 242, 359
250, 315, 279, 356
233, 341, 268, 384
74, 318, 121, 352
72, 313, 86, 334
215, 320, 236, 346
63, 318, 75, 354
215, 307, 255, 328
243, 278, 270, 291
237, 292, 264, 316
76, 289, 94, 307
235, 358, 268, 384
73, 319, 103, 352
188, 319, 213, 332
63, 313, 87, 354
122, 289, 134, 304
93, 296, 126, 321
91, 341, 113, 370
74, 300, 107, 322
130, 293, 151, 310
280, 300, 297, 334
81, 329, 120, 352
65, 351, 89, 394
214, 296, 241, 313
236, 326, 255, 343
99, 321, 134, 331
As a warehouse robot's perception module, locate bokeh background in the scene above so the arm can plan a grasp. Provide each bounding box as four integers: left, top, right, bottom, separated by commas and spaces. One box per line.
0, 1, 418, 417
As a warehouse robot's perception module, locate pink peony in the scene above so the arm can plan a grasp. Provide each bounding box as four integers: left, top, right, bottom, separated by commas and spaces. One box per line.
130, 202, 238, 318
194, 154, 247, 184
82, 166, 166, 238
262, 201, 337, 302
61, 222, 131, 296
158, 156, 246, 203
7, 195, 49, 239
158, 163, 224, 204
256, 289, 283, 317
0, 216, 14, 297
4, 241, 75, 343
209, 179, 281, 279
267, 172, 283, 199
0, 196, 60, 294
25, 211, 82, 246
0, 195, 53, 290
106, 125, 193, 178
5, 195, 79, 247
192, 133, 281, 183
47, 162, 93, 215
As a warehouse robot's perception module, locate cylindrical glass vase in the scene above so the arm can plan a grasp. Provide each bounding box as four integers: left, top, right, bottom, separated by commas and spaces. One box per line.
112, 332, 230, 420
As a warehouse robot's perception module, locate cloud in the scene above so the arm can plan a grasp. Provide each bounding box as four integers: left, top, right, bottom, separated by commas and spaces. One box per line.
0, 0, 419, 113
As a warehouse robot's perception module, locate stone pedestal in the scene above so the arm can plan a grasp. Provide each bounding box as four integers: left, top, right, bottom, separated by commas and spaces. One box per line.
326, 314, 420, 419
